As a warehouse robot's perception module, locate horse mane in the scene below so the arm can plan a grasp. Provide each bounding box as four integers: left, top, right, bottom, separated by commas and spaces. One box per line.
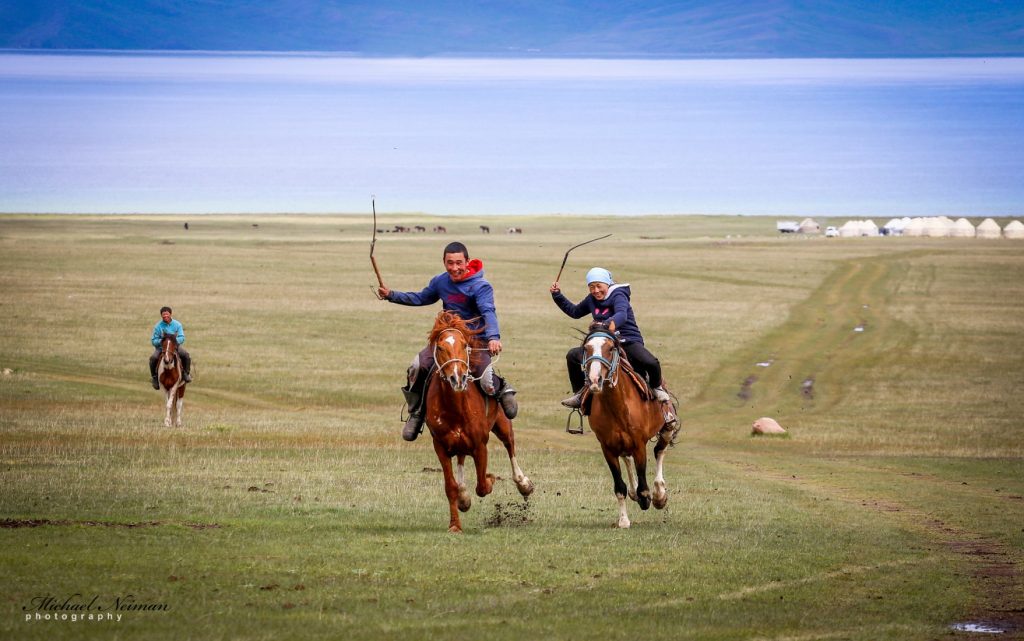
585, 320, 619, 345
429, 311, 487, 365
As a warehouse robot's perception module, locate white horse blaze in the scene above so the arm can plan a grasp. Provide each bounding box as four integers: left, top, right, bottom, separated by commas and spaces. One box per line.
586, 336, 608, 385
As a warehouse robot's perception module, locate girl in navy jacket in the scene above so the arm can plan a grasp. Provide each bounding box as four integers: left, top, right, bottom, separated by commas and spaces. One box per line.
550, 267, 670, 408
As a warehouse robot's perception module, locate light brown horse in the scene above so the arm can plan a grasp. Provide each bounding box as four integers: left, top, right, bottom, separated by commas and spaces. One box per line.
581, 322, 680, 528
424, 311, 534, 533
158, 333, 187, 427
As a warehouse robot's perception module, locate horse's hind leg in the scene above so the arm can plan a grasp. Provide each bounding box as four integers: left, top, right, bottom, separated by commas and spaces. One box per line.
652, 441, 669, 510
602, 448, 630, 528
175, 389, 184, 427
491, 415, 534, 497
632, 447, 652, 511
455, 456, 472, 512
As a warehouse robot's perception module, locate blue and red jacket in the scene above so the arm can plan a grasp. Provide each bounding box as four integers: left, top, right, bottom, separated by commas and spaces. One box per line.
386, 259, 501, 341
551, 284, 644, 345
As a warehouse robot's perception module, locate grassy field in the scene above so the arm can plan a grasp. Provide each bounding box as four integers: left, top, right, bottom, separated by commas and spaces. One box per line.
1, 213, 1022, 640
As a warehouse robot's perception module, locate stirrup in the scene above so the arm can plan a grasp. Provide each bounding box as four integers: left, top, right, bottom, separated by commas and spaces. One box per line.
565, 408, 585, 434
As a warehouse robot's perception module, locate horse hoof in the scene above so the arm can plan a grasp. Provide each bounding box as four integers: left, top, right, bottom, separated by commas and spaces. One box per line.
616, 518, 631, 529
638, 493, 652, 511
458, 495, 472, 512
627, 489, 638, 502
517, 478, 535, 497
653, 493, 668, 510
448, 525, 463, 534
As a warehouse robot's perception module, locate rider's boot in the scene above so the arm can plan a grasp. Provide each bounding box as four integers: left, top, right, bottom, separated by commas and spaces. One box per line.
400, 368, 429, 442
492, 375, 518, 420
149, 358, 160, 390
151, 375, 160, 390
181, 353, 193, 383
560, 388, 585, 409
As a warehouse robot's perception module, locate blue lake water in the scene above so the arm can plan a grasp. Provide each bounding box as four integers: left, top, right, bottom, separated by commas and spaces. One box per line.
1, 52, 1022, 216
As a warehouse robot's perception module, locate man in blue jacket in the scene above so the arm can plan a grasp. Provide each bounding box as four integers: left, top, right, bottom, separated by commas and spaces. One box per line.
149, 306, 192, 389
377, 241, 518, 441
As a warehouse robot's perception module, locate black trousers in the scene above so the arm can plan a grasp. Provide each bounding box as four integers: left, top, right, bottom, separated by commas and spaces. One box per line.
566, 341, 662, 392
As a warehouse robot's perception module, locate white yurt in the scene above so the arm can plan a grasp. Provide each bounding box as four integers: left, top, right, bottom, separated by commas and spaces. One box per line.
799, 217, 821, 234
976, 218, 1002, 239
861, 219, 880, 236
923, 217, 952, 238
951, 218, 976, 238
838, 220, 861, 237
903, 217, 926, 237
883, 218, 905, 235
1004, 220, 1024, 239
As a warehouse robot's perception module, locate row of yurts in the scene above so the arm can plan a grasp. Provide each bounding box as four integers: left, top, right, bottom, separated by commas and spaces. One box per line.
800, 217, 1024, 238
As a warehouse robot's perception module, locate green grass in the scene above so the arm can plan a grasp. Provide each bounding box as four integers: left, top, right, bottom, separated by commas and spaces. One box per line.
1, 214, 1022, 640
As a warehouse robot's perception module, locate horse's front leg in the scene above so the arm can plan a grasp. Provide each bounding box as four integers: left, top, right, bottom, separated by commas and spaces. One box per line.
622, 456, 639, 502
472, 443, 495, 498
632, 446, 652, 511
163, 389, 174, 427
432, 442, 462, 533
455, 455, 472, 512
602, 448, 630, 528
491, 415, 534, 497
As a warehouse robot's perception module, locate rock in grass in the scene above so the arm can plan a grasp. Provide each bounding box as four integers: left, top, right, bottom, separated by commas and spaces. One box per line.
752, 417, 787, 435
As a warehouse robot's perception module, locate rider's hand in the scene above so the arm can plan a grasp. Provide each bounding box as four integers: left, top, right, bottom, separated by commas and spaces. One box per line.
550, 282, 560, 294
488, 339, 502, 356
377, 286, 390, 299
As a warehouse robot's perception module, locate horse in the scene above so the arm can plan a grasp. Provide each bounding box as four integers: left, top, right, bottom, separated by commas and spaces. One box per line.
157, 333, 187, 427
424, 311, 534, 532
579, 322, 680, 528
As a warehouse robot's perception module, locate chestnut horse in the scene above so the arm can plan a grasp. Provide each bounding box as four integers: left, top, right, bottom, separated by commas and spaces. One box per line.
158, 333, 187, 427
425, 311, 534, 532
580, 323, 680, 528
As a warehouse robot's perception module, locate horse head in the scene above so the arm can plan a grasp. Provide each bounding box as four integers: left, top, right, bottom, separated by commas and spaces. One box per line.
160, 333, 179, 370
429, 311, 484, 392
582, 321, 620, 393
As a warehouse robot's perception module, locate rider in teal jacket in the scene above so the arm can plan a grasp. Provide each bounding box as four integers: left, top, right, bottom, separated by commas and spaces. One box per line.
149, 306, 192, 388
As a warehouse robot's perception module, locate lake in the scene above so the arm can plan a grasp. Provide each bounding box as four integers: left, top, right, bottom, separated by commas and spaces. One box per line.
1, 52, 1022, 216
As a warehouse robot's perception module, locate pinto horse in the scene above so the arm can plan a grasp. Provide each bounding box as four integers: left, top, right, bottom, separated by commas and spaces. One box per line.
424, 311, 534, 532
158, 333, 187, 427
580, 322, 680, 528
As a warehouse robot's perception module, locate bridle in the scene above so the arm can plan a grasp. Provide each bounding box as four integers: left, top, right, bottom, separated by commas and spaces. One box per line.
433, 327, 475, 391
582, 331, 620, 391
161, 335, 179, 370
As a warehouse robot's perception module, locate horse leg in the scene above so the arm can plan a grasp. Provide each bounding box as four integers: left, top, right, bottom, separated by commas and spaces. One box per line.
602, 448, 631, 528
632, 447, 653, 511
163, 388, 174, 427
491, 415, 534, 497
652, 438, 669, 510
455, 455, 472, 512
174, 388, 184, 427
622, 456, 639, 502
432, 442, 462, 533
472, 444, 495, 498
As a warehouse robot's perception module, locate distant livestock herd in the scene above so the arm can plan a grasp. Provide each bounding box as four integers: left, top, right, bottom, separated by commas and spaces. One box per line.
376, 225, 524, 234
